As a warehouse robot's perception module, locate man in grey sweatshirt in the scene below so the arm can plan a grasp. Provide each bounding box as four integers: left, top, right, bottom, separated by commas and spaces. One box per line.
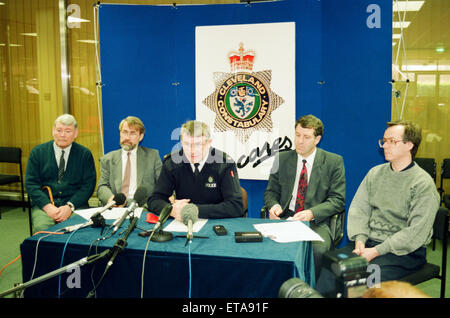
316, 120, 439, 296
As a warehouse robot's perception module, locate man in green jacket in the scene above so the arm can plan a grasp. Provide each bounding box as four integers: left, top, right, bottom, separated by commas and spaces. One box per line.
25, 114, 97, 233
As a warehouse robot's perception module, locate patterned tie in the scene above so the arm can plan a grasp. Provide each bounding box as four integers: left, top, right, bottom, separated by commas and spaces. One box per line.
57, 150, 65, 183
295, 159, 308, 212
121, 151, 131, 196
194, 163, 200, 177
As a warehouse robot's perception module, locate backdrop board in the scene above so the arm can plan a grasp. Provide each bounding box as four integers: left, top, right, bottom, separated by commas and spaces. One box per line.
98, 0, 392, 242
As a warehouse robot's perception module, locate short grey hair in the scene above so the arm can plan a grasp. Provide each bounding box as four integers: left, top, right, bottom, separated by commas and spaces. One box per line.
54, 114, 78, 129
180, 120, 210, 140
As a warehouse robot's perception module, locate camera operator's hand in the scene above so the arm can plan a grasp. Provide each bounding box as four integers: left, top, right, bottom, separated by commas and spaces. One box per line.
353, 241, 365, 256
353, 241, 379, 262
359, 247, 379, 262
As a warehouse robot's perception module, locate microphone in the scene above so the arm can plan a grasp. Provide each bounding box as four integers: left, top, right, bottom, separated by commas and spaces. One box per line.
110, 187, 147, 235
92, 193, 127, 219
63, 193, 127, 233
139, 202, 174, 242
110, 201, 137, 235
91, 193, 127, 229
153, 203, 173, 232
62, 221, 94, 233
181, 204, 199, 241
107, 216, 139, 269
86, 215, 139, 298
132, 186, 148, 207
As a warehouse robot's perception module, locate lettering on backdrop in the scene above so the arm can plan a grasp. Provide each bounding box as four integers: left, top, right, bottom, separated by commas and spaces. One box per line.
237, 136, 292, 169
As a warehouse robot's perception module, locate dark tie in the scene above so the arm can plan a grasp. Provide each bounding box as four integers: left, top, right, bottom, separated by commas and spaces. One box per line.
295, 159, 308, 212
58, 150, 65, 183
121, 151, 131, 196
194, 163, 200, 177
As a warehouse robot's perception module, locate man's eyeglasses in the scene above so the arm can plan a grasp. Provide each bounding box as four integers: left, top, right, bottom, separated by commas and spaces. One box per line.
120, 130, 139, 138
378, 138, 404, 148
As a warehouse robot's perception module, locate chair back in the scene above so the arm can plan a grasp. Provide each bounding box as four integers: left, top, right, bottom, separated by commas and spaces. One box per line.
330, 210, 345, 247
441, 159, 450, 179
0, 147, 22, 164
241, 187, 248, 217
414, 157, 436, 182
433, 207, 449, 241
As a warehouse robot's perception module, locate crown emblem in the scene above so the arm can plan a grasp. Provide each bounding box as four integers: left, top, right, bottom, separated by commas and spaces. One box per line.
228, 42, 255, 72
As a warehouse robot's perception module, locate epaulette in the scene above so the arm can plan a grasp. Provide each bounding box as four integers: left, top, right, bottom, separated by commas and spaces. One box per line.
163, 153, 172, 162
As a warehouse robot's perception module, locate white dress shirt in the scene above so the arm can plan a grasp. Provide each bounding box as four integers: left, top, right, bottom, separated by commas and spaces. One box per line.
53, 142, 72, 170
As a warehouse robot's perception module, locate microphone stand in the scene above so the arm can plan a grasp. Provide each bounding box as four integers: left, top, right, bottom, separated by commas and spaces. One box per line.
149, 228, 173, 242
91, 213, 106, 235
86, 216, 138, 298
0, 249, 111, 298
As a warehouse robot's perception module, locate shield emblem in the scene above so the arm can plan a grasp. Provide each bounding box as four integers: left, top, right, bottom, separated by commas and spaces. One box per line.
227, 85, 257, 119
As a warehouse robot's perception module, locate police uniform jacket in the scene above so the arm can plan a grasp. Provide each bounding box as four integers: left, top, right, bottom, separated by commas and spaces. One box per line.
148, 147, 244, 219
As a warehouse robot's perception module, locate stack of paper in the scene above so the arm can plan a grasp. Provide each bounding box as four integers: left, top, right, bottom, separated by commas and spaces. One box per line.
164, 218, 208, 233
75, 207, 143, 220
253, 220, 324, 243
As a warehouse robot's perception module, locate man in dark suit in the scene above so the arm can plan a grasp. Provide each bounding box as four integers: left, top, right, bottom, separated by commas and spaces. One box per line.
97, 116, 162, 207
25, 114, 97, 233
264, 114, 346, 275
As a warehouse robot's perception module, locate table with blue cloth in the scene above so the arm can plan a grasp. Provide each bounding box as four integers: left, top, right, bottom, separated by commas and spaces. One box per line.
20, 212, 315, 298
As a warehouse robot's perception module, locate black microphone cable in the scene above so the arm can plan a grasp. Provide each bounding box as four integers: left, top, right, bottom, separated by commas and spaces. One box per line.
86, 216, 138, 298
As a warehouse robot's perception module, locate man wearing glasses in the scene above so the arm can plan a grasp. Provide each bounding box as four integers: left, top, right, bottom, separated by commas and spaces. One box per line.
97, 116, 162, 207
317, 120, 440, 296
148, 120, 244, 220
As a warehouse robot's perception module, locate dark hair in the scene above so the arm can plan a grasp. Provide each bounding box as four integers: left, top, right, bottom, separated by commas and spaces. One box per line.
387, 120, 422, 157
295, 115, 324, 136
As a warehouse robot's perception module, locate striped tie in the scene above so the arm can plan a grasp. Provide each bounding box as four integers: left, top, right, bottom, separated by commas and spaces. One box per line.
58, 150, 65, 183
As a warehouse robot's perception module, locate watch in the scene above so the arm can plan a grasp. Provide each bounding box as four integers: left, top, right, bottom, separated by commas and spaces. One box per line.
67, 202, 75, 211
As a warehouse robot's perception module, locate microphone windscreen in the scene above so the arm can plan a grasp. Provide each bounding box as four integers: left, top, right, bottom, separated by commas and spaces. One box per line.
113, 193, 127, 206
133, 187, 148, 206
181, 204, 199, 226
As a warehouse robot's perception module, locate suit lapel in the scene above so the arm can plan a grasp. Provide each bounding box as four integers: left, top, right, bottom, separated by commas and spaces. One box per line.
136, 147, 144, 187
305, 148, 323, 204
113, 150, 123, 192
287, 151, 298, 192
49, 141, 58, 171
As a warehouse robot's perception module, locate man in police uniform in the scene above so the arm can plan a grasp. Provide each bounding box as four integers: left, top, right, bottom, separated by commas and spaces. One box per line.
148, 120, 243, 220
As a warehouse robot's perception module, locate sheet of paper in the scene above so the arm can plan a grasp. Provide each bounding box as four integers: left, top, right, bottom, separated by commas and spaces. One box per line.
253, 220, 324, 243
163, 218, 208, 233
75, 207, 143, 220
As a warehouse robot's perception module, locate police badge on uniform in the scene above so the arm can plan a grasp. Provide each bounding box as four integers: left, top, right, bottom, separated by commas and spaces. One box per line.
205, 176, 217, 188
203, 43, 284, 143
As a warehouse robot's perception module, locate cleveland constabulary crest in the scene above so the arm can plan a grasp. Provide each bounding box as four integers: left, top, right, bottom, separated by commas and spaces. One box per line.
203, 43, 285, 143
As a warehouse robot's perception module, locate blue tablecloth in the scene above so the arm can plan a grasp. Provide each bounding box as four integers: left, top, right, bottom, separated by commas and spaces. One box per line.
21, 213, 314, 298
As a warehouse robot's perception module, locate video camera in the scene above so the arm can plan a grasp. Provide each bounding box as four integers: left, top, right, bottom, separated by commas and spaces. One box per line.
279, 249, 369, 298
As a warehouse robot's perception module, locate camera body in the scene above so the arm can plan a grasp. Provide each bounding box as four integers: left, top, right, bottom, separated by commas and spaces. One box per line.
279, 249, 369, 298
322, 249, 369, 298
